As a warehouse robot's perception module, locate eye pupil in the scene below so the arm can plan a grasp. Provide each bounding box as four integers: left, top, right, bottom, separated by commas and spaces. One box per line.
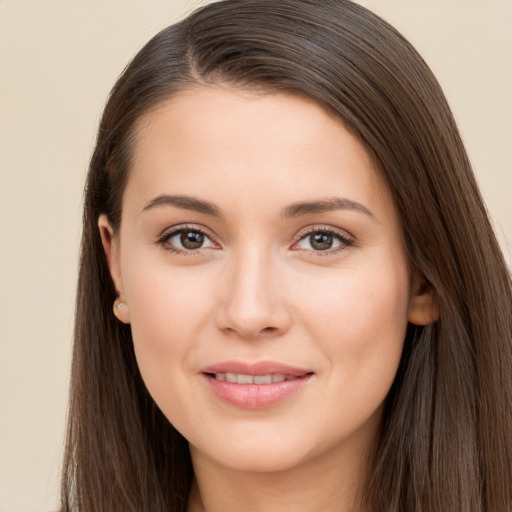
181, 230, 204, 249
310, 232, 333, 250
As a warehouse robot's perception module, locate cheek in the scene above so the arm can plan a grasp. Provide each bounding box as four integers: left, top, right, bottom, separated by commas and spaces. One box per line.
295, 257, 410, 374
125, 252, 214, 335
121, 255, 216, 393
290, 260, 409, 438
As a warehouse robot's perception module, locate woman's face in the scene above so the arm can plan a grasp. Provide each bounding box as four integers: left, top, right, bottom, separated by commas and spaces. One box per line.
101, 86, 433, 474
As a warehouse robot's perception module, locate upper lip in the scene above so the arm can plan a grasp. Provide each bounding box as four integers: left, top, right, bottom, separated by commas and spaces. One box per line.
201, 360, 312, 376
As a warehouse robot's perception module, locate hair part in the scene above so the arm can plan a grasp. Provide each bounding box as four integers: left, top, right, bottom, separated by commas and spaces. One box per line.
61, 1, 512, 511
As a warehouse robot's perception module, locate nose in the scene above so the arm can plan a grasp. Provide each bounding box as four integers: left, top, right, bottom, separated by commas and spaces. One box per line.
215, 248, 291, 340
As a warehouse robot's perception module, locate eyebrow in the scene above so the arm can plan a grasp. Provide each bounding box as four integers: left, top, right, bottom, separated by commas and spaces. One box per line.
142, 194, 374, 219
142, 194, 222, 217
282, 197, 374, 219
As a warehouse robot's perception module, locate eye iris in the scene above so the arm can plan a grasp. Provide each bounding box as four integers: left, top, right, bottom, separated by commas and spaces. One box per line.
180, 231, 204, 249
310, 232, 333, 250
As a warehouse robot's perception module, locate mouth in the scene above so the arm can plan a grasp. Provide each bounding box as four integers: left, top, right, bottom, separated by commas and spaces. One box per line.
207, 372, 308, 384
201, 361, 314, 409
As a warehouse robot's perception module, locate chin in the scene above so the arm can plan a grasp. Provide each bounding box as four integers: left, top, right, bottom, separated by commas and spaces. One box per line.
191, 434, 314, 474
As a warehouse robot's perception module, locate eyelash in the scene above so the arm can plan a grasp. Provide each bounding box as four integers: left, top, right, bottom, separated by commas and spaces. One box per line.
157, 224, 354, 257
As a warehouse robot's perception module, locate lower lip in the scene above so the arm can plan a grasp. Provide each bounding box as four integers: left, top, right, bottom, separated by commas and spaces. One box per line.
203, 374, 313, 409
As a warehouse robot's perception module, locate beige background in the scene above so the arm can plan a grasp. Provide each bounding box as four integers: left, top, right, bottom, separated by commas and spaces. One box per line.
1, 1, 510, 511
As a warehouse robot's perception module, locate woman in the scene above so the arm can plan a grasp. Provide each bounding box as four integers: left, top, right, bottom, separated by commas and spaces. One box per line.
61, 1, 512, 511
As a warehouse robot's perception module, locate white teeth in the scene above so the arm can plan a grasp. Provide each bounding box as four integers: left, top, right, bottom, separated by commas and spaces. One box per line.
253, 375, 272, 384
213, 373, 295, 384
237, 374, 253, 384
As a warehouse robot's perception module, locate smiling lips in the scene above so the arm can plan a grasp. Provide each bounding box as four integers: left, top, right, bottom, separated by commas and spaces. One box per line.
214, 372, 296, 384
202, 361, 313, 409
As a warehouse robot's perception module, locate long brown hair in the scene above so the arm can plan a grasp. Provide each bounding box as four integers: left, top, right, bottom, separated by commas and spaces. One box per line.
61, 1, 512, 510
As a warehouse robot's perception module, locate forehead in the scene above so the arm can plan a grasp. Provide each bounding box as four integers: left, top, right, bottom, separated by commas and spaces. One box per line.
125, 85, 393, 220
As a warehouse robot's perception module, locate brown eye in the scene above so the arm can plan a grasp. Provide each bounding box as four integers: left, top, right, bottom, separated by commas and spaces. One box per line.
294, 228, 353, 254
180, 230, 204, 249
160, 227, 217, 253
309, 232, 334, 250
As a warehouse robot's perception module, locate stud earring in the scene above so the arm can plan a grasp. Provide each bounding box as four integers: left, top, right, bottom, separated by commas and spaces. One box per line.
113, 298, 126, 316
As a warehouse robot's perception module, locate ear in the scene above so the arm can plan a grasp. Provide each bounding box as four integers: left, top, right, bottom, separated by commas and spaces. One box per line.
98, 214, 130, 324
408, 272, 439, 326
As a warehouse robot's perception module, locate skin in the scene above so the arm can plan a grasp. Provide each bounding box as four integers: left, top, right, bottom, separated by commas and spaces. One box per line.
100, 85, 436, 512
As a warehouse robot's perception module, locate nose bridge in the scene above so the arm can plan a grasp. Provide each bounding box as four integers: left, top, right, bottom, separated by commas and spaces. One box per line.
218, 242, 289, 338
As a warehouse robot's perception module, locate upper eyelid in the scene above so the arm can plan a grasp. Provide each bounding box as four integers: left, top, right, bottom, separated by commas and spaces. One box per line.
294, 224, 354, 242
159, 223, 214, 239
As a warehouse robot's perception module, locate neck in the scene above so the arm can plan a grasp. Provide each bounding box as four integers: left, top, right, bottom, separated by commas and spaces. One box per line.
187, 435, 375, 512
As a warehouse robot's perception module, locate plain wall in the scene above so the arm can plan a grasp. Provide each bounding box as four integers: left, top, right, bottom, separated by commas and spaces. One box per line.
0, 1, 510, 511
